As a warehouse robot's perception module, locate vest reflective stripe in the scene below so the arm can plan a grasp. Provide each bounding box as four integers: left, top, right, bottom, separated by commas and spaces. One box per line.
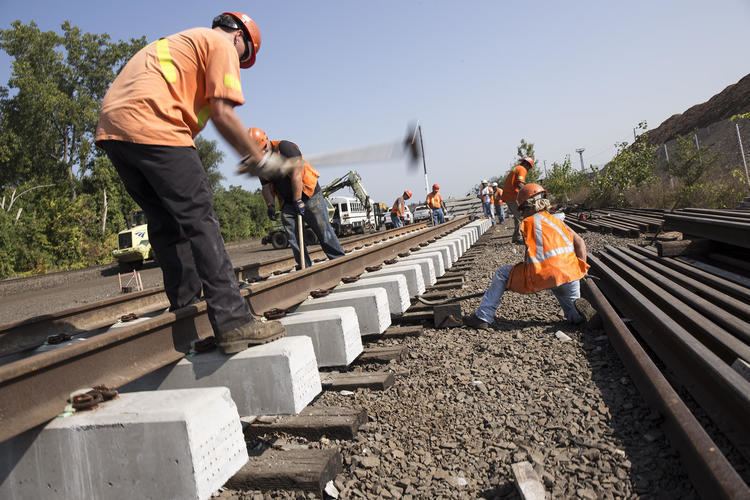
155, 39, 177, 83
223, 73, 241, 91
197, 106, 211, 128
528, 213, 573, 263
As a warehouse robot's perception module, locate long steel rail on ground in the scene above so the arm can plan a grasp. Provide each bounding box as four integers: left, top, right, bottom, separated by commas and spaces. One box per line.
583, 279, 750, 499
0, 217, 469, 443
0, 223, 429, 358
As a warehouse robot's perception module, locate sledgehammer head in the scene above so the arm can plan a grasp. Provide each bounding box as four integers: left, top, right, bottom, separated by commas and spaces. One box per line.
404, 122, 422, 169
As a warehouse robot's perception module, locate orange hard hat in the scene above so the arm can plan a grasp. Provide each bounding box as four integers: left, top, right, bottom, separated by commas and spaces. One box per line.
521, 156, 535, 168
432, 183, 440, 191
248, 127, 270, 151
214, 12, 262, 68
403, 190, 413, 199
517, 183, 546, 206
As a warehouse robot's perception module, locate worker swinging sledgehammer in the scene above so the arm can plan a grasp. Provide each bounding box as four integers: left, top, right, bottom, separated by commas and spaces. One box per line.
249, 128, 346, 270
463, 183, 597, 329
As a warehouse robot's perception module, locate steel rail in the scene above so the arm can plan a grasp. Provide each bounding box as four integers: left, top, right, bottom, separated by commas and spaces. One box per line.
589, 254, 750, 462
614, 247, 750, 324
0, 217, 470, 443
663, 214, 750, 249
582, 279, 749, 500
597, 247, 750, 363
581, 280, 750, 499
627, 245, 750, 303
0, 224, 428, 358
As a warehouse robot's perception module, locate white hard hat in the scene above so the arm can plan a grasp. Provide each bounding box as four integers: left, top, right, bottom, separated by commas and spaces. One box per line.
491, 182, 498, 187
481, 179, 488, 184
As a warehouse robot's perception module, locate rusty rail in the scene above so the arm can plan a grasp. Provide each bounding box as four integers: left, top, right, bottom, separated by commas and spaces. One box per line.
0, 217, 469, 443
582, 279, 750, 499
0, 224, 428, 358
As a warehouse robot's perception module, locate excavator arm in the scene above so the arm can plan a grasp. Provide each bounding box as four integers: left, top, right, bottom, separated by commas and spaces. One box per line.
321, 171, 373, 218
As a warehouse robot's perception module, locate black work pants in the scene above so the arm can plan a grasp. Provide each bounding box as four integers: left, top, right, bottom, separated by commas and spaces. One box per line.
99, 140, 251, 335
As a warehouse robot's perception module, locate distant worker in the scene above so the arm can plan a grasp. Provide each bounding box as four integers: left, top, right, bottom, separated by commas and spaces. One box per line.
391, 190, 412, 228
249, 128, 346, 270
502, 157, 535, 243
478, 180, 495, 225
96, 12, 292, 354
426, 183, 448, 225
464, 183, 595, 329
492, 182, 505, 224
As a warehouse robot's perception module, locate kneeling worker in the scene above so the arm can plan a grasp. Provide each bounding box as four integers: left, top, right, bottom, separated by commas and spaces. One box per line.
426, 183, 447, 225
249, 128, 346, 269
465, 183, 595, 328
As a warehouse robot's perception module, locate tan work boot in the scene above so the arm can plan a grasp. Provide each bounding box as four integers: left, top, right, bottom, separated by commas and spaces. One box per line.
217, 319, 286, 355
574, 298, 601, 329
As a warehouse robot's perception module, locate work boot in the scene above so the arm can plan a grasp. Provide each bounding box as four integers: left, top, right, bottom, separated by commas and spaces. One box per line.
217, 319, 286, 355
463, 313, 491, 330
574, 298, 600, 328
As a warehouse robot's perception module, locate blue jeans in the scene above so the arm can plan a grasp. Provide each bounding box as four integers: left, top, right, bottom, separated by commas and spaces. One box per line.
431, 208, 445, 225
495, 204, 505, 223
281, 190, 345, 269
475, 264, 583, 324
391, 213, 403, 228
483, 201, 495, 225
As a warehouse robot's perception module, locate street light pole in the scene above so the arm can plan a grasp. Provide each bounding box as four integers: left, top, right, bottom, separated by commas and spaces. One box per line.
575, 148, 586, 171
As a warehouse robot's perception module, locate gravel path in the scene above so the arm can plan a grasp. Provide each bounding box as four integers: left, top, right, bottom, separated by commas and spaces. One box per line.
226, 222, 696, 499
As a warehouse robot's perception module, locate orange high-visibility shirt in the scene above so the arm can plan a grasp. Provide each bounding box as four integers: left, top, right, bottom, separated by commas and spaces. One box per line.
506, 211, 589, 294
493, 189, 504, 205
97, 28, 244, 147
391, 196, 405, 216
426, 192, 443, 209
501, 165, 527, 203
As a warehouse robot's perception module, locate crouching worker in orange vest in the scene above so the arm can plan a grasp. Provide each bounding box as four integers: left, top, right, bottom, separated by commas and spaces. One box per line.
464, 183, 596, 329
249, 128, 346, 269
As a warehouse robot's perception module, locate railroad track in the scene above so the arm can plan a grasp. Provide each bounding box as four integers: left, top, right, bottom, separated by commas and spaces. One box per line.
582, 207, 750, 499
0, 217, 470, 444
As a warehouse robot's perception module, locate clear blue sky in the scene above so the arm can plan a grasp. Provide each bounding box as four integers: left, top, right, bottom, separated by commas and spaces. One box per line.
1, 1, 748, 203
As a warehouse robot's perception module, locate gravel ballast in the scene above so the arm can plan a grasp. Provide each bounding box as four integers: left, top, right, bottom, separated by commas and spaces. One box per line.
226, 221, 697, 499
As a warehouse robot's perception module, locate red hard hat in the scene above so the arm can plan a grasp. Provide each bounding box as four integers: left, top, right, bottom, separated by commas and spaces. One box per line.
432, 183, 440, 191
404, 190, 413, 199
517, 183, 546, 206
521, 156, 535, 168
216, 12, 262, 68
248, 127, 270, 151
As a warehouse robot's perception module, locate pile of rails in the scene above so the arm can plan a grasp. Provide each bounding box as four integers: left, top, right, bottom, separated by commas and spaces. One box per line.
583, 209, 750, 497
565, 208, 664, 237
444, 195, 483, 218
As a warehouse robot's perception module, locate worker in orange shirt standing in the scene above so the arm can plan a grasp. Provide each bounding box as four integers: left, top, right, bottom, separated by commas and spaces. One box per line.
502, 157, 535, 243
464, 183, 595, 329
426, 183, 447, 225
391, 190, 412, 228
96, 12, 295, 354
491, 182, 505, 224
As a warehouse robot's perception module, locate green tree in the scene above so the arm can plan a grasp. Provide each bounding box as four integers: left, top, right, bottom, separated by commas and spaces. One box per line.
588, 121, 656, 207
213, 186, 273, 241
195, 137, 226, 193
668, 134, 720, 207
544, 156, 586, 203
514, 138, 540, 183
0, 20, 146, 196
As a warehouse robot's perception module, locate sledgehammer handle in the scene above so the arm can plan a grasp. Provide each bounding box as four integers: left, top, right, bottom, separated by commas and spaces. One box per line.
297, 214, 305, 270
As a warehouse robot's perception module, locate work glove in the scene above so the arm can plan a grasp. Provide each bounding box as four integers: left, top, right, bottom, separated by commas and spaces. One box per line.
294, 199, 306, 216
266, 205, 276, 220
237, 152, 295, 180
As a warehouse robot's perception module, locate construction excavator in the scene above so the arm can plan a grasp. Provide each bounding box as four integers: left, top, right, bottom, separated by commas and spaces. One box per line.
262, 170, 386, 249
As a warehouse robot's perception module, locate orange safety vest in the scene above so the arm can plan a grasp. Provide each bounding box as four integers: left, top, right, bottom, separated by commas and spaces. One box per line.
506, 211, 589, 294
271, 140, 320, 198
493, 189, 504, 205
391, 196, 405, 216
426, 192, 443, 209
501, 165, 527, 203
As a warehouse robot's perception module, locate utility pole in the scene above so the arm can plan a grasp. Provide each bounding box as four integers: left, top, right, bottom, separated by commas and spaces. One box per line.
543, 160, 548, 178
575, 148, 586, 172
418, 124, 429, 198
633, 128, 637, 142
